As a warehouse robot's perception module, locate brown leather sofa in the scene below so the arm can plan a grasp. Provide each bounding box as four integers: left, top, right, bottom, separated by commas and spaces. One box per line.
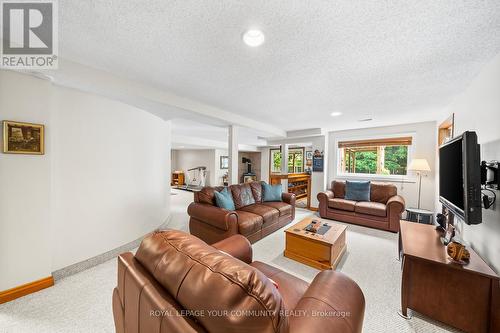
317, 180, 405, 232
188, 182, 295, 244
112, 230, 365, 333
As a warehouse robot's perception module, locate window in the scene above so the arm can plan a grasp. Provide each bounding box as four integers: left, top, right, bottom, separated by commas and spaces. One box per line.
270, 147, 304, 174
338, 137, 411, 176
270, 148, 282, 173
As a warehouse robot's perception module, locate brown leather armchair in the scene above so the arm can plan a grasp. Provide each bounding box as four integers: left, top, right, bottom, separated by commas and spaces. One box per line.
188, 182, 296, 244
113, 230, 365, 333
318, 180, 405, 232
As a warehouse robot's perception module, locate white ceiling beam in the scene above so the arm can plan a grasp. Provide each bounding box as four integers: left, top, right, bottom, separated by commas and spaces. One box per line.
41, 60, 286, 138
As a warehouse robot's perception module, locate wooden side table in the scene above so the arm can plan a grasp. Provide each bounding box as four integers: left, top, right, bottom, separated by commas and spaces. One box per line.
398, 220, 500, 333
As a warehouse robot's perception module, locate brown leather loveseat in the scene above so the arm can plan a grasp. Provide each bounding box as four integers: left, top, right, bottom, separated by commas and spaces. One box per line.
318, 180, 405, 232
112, 230, 365, 333
188, 182, 295, 244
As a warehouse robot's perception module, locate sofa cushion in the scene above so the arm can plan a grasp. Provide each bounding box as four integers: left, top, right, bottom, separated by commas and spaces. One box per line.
214, 187, 235, 210
249, 181, 264, 202
196, 186, 224, 205
345, 180, 371, 202
262, 183, 283, 202
328, 198, 356, 212
135, 231, 286, 333
239, 204, 280, 225
355, 201, 387, 217
230, 183, 256, 209
236, 211, 264, 235
261, 201, 292, 217
251, 261, 309, 311
332, 180, 346, 198
370, 182, 397, 204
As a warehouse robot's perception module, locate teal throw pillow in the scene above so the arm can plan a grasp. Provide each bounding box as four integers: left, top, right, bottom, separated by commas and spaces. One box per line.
262, 183, 283, 202
214, 187, 235, 210
345, 180, 371, 201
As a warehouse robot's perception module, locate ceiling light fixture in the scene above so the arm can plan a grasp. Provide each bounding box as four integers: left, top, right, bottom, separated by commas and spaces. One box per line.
330, 111, 343, 117
242, 29, 265, 47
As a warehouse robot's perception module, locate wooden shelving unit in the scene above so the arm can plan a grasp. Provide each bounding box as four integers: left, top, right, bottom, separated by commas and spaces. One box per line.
269, 173, 311, 208
171, 171, 185, 187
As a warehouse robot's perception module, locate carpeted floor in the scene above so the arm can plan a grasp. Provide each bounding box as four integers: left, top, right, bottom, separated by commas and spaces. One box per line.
0, 189, 460, 332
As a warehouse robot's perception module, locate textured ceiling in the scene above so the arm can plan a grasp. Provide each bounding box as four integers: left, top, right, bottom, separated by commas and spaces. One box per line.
59, 1, 500, 131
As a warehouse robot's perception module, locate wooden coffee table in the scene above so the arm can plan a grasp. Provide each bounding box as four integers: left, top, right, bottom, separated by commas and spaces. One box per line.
284, 217, 347, 270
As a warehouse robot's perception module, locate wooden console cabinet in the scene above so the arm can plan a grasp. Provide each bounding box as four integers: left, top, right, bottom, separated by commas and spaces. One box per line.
399, 221, 499, 333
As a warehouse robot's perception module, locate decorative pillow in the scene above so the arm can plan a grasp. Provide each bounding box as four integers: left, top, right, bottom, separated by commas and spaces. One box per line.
214, 187, 236, 210
240, 185, 256, 207
262, 183, 283, 202
345, 180, 371, 202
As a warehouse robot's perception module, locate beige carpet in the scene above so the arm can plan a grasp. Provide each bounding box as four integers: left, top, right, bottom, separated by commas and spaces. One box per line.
0, 189, 460, 332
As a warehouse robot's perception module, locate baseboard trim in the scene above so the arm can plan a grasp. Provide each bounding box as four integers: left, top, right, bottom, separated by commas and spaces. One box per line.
0, 276, 54, 304
309, 206, 319, 211
52, 216, 172, 281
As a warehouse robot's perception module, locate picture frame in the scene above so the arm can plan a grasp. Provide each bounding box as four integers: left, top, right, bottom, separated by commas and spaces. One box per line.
220, 156, 229, 169
2, 120, 45, 155
306, 150, 313, 160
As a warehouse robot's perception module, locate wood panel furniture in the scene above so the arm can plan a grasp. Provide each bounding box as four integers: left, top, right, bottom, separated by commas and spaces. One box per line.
284, 217, 347, 270
0, 276, 53, 304
438, 113, 454, 145
269, 173, 311, 208
171, 171, 185, 187
399, 220, 499, 333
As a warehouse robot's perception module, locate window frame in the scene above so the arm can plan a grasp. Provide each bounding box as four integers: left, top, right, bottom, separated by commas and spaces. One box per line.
269, 146, 305, 174
335, 133, 416, 181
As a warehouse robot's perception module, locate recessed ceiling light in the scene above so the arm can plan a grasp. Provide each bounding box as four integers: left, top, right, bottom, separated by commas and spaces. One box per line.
242, 29, 265, 47
330, 112, 343, 117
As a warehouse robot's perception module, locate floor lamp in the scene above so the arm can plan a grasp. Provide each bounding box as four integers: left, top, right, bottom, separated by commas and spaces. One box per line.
408, 158, 431, 209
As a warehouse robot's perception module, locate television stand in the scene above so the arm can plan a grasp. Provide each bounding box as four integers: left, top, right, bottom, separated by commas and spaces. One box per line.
398, 220, 499, 333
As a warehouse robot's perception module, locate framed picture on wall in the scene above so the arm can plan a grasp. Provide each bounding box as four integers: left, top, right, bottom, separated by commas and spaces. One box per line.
2, 120, 45, 155
306, 151, 313, 160
220, 156, 229, 169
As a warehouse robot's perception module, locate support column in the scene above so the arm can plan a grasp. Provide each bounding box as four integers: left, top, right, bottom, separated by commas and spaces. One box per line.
228, 125, 239, 185
280, 144, 289, 191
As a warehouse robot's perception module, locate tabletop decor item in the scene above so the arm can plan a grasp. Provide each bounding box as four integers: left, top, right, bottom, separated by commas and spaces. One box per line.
447, 241, 470, 264
2, 120, 45, 154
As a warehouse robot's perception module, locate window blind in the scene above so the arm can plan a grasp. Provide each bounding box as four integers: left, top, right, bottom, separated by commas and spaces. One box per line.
338, 136, 413, 148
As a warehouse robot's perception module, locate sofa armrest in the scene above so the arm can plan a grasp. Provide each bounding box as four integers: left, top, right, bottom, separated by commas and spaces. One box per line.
387, 195, 405, 212
290, 271, 365, 333
187, 202, 238, 231
386, 195, 405, 232
317, 190, 334, 202
317, 190, 334, 217
282, 192, 296, 206
212, 235, 253, 264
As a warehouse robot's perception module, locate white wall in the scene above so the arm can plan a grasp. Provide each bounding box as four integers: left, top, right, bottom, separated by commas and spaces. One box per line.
214, 149, 228, 185
50, 87, 171, 270
0, 72, 53, 290
442, 53, 500, 272
328, 121, 437, 211
172, 149, 215, 186
0, 70, 172, 289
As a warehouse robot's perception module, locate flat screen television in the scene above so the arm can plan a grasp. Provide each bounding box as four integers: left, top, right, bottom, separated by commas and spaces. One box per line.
439, 131, 482, 225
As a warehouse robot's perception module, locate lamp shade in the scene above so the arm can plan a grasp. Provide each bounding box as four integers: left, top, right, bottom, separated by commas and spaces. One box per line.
408, 158, 431, 172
